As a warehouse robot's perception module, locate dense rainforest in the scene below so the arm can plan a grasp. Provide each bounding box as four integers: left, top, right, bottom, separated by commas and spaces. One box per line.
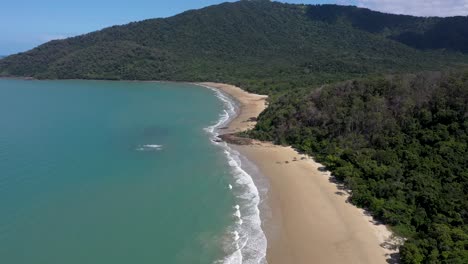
1, 0, 468, 263
251, 71, 468, 263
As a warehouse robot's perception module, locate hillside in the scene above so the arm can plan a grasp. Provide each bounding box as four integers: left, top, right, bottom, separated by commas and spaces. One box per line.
307, 5, 468, 53
251, 71, 468, 263
1, 0, 468, 94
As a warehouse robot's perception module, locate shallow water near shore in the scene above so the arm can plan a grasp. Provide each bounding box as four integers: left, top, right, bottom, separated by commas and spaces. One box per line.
0, 79, 265, 264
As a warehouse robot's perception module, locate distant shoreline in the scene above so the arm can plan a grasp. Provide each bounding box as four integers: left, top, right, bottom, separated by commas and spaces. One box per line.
0, 76, 183, 83
200, 82, 399, 264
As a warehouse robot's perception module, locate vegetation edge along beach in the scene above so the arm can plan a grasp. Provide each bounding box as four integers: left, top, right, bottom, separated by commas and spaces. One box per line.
200, 82, 400, 264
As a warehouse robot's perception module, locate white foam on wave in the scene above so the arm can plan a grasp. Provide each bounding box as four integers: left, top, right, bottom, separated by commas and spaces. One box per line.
199, 85, 237, 139
198, 84, 267, 264
222, 149, 267, 264
144, 144, 163, 148
136, 144, 163, 151
233, 231, 241, 241
234, 205, 242, 219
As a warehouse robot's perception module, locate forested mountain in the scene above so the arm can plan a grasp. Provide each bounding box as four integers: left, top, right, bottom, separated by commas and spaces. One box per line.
1, 0, 468, 94
2, 1, 468, 263
307, 5, 468, 53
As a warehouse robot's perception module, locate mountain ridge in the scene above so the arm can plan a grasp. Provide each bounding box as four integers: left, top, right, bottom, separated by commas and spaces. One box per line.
306, 4, 468, 53
1, 1, 467, 94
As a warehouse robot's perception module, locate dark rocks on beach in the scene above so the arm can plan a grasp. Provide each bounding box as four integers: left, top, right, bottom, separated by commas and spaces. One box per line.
241, 117, 258, 123
218, 133, 253, 145
242, 117, 258, 123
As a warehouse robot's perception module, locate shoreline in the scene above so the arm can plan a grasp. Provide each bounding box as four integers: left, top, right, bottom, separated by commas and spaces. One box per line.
199, 82, 269, 264
200, 82, 400, 264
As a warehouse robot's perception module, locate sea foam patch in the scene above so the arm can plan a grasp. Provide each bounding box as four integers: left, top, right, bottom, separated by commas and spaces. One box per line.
136, 144, 163, 151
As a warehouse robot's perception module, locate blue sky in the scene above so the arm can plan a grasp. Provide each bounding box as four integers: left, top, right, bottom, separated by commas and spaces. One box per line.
1, 0, 466, 55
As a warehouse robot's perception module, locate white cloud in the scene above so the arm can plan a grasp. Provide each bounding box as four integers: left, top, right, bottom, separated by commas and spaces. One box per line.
350, 0, 468, 17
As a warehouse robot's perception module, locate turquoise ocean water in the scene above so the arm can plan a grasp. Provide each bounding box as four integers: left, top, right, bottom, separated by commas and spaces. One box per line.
0, 80, 266, 264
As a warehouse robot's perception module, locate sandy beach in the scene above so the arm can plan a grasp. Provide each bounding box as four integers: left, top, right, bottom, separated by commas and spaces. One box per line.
199, 82, 268, 134
199, 82, 397, 264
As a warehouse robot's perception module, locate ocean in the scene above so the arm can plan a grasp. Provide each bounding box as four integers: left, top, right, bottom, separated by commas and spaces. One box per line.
0, 79, 266, 264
